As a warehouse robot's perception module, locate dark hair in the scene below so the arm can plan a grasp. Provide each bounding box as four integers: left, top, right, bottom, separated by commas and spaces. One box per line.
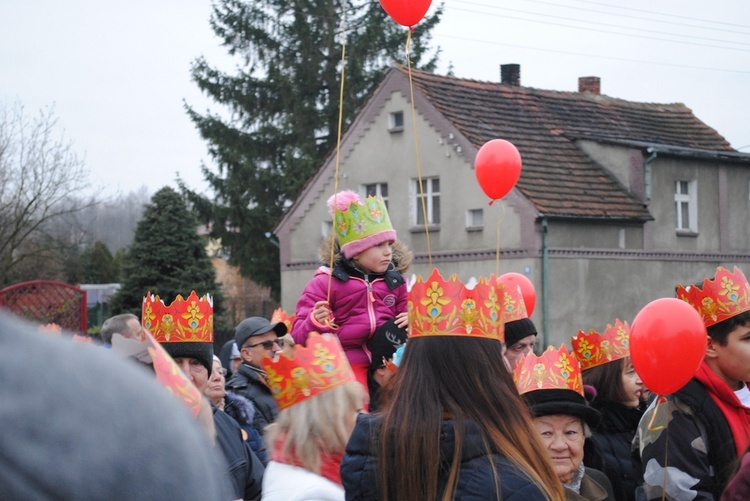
707, 311, 750, 346
581, 357, 631, 405
377, 336, 562, 501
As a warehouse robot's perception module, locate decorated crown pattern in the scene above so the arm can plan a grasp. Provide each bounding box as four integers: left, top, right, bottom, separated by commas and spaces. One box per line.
271, 308, 295, 333
514, 344, 584, 396
261, 332, 356, 410
676, 266, 750, 327
571, 319, 631, 371
408, 269, 504, 340
333, 195, 394, 248
497, 279, 529, 323
142, 291, 214, 343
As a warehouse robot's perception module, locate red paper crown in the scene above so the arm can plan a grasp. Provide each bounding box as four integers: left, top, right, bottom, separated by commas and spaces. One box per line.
408, 269, 504, 341
676, 266, 750, 327
271, 308, 295, 333
497, 278, 529, 323
514, 344, 584, 396
142, 291, 214, 343
261, 332, 356, 410
571, 319, 631, 371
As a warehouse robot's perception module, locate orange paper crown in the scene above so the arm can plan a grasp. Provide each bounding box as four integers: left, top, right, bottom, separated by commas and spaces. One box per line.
408, 269, 504, 341
676, 266, 750, 328
142, 290, 214, 343
571, 319, 631, 371
498, 279, 529, 323
514, 344, 584, 396
261, 332, 356, 410
271, 308, 295, 333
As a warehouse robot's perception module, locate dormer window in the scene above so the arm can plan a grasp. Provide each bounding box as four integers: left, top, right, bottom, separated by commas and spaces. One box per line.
389, 111, 404, 132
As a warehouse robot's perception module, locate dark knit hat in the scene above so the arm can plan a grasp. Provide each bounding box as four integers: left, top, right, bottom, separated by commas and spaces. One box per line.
367, 318, 408, 370
522, 388, 601, 429
504, 317, 538, 347
235, 316, 287, 349
161, 342, 214, 375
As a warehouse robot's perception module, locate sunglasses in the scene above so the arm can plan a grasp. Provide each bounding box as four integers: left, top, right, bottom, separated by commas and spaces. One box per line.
245, 338, 285, 351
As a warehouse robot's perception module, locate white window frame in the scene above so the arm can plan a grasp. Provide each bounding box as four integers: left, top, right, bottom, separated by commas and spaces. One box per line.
411, 177, 440, 226
361, 183, 389, 210
675, 179, 698, 233
466, 208, 484, 231
389, 111, 404, 132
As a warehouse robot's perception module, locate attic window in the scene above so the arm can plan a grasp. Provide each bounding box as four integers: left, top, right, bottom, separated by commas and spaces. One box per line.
389, 111, 404, 132
675, 180, 698, 234
466, 209, 483, 231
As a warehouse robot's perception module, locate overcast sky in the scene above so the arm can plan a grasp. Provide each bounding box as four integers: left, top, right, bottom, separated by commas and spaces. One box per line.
1, 0, 748, 198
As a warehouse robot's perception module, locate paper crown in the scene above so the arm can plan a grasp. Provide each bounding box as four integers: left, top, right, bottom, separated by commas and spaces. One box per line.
676, 266, 750, 327
142, 291, 214, 343
514, 344, 584, 396
408, 269, 504, 341
271, 308, 295, 333
498, 279, 529, 323
328, 190, 396, 259
261, 332, 356, 411
571, 319, 631, 371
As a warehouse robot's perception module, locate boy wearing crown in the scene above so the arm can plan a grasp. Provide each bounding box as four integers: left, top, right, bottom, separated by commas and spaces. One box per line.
636, 266, 750, 500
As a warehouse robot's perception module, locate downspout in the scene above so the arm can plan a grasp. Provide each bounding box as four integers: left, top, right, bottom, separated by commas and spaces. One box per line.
644, 147, 657, 200
542, 217, 550, 348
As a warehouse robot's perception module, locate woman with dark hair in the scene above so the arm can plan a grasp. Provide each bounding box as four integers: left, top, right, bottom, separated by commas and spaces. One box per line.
340, 270, 564, 501
572, 320, 643, 501
516, 344, 616, 500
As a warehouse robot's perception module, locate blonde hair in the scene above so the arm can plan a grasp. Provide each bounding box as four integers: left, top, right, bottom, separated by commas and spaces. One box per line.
265, 381, 363, 474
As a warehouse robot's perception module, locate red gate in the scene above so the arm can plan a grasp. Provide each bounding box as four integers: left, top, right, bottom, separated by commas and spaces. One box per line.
0, 280, 88, 334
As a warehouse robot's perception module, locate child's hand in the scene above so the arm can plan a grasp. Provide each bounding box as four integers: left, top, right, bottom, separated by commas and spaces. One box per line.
312, 301, 331, 324
394, 311, 409, 329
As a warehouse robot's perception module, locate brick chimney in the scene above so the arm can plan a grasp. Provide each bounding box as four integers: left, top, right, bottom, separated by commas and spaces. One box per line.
578, 76, 600, 94
500, 64, 520, 86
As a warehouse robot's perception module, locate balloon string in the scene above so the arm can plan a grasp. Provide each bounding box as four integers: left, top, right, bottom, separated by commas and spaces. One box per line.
647, 395, 668, 501
494, 204, 506, 277
405, 29, 431, 267
325, 0, 348, 313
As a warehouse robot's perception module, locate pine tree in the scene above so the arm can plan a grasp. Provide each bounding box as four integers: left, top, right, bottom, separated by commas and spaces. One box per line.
110, 187, 223, 317
181, 0, 442, 300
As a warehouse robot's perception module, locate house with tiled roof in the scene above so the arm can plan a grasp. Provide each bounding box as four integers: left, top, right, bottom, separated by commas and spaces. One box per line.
274, 64, 750, 347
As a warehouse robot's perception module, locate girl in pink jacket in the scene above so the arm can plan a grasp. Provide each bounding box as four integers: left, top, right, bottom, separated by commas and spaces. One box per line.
291, 191, 411, 393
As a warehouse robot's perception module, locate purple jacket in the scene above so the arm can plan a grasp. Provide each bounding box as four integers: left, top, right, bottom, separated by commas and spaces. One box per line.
291, 263, 407, 366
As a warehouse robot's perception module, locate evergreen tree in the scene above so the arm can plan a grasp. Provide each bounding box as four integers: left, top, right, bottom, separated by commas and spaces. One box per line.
80, 241, 118, 284
182, 0, 442, 300
109, 187, 223, 318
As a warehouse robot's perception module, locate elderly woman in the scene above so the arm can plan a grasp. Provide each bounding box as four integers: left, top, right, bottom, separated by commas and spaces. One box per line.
516, 345, 616, 501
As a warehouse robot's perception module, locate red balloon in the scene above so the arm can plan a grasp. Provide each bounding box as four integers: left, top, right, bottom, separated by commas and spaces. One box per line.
474, 139, 522, 201
630, 298, 706, 396
378, 0, 432, 28
498, 272, 536, 316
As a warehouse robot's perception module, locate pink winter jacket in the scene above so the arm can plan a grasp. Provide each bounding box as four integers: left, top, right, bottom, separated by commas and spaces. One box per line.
291, 265, 408, 366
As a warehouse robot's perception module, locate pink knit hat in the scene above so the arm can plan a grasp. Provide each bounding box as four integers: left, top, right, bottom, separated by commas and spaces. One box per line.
327, 190, 397, 259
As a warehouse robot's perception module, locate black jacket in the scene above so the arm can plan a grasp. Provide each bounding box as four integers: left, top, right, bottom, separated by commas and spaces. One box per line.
341, 413, 551, 500
590, 401, 643, 501
226, 362, 279, 433
213, 406, 264, 501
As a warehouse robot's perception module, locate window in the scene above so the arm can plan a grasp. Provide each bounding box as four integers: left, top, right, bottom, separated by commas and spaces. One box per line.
675, 180, 698, 233
362, 183, 388, 210
466, 209, 483, 230
389, 111, 404, 132
412, 177, 440, 225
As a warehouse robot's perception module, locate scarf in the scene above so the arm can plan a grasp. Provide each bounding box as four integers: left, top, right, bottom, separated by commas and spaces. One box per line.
694, 361, 750, 457
563, 462, 586, 494
271, 437, 343, 486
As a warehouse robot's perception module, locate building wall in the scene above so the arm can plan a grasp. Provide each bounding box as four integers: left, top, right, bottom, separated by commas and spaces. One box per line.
281, 91, 527, 309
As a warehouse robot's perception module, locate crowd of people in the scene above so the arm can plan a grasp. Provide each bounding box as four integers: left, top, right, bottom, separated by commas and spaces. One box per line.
4, 190, 750, 501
